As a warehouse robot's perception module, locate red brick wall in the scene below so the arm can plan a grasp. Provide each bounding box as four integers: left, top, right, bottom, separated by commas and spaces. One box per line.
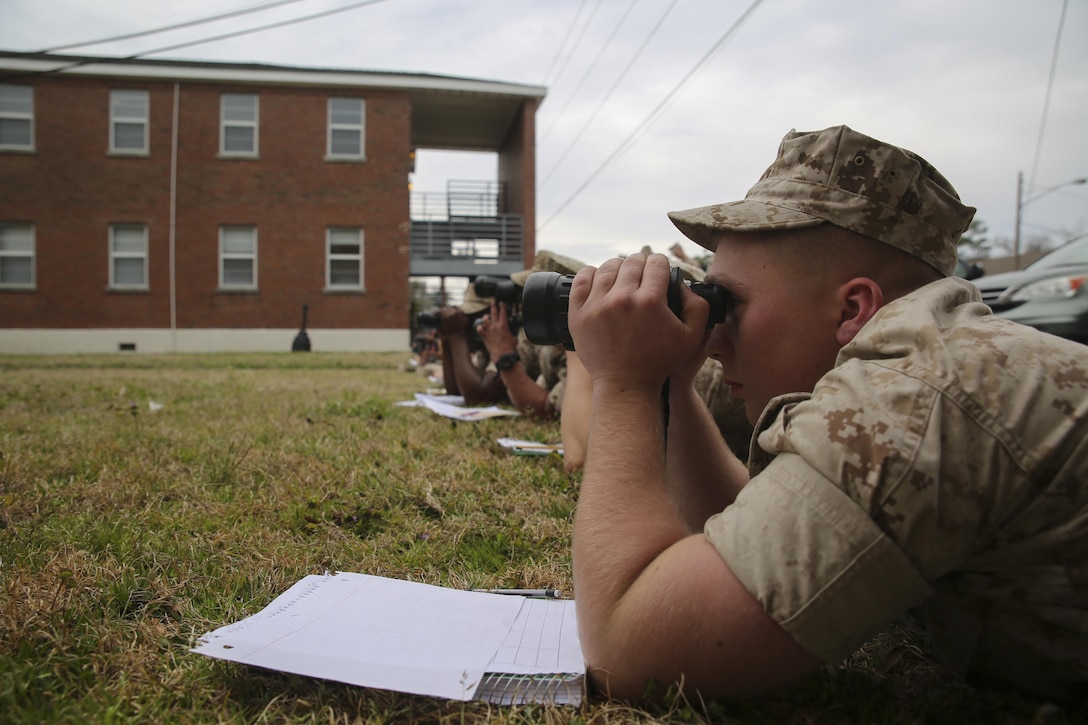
498, 99, 537, 262
0, 74, 412, 331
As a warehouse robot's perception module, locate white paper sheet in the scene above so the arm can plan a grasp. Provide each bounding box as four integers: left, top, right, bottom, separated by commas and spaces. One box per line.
192, 573, 527, 700
489, 596, 582, 674
394, 393, 465, 407
496, 438, 564, 456
395, 393, 520, 421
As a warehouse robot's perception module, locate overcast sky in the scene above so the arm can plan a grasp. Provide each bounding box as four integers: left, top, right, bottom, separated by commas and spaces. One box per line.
2, 0, 1086, 268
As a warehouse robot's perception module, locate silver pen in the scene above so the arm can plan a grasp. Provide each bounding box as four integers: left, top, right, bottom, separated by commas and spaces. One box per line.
472, 588, 563, 598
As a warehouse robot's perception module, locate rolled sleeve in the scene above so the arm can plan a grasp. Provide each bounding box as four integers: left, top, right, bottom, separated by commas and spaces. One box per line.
704, 452, 933, 663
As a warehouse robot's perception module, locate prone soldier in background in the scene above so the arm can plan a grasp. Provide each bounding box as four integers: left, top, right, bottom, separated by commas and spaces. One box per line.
428, 251, 587, 420
431, 282, 505, 406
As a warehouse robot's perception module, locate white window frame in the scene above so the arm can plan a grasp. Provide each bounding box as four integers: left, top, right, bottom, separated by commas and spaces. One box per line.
220, 93, 259, 157
0, 222, 36, 289
109, 223, 149, 290
219, 225, 258, 290
326, 226, 364, 291
0, 84, 34, 151
110, 89, 149, 155
326, 97, 365, 160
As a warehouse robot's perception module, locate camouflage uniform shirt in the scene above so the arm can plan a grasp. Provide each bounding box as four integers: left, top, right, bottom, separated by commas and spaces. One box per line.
516, 329, 568, 414
704, 277, 1088, 697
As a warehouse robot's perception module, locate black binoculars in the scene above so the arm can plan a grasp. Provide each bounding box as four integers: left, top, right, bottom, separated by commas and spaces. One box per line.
472, 275, 521, 305
522, 267, 731, 350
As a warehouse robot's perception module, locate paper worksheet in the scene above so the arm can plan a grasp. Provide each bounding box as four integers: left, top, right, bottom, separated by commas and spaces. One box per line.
395, 393, 521, 420
192, 572, 584, 704
496, 438, 564, 456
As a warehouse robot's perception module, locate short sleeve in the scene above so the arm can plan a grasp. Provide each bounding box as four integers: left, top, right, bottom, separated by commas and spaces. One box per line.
704, 452, 933, 663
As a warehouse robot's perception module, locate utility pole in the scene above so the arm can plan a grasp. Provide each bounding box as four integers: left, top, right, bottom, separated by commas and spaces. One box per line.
1014, 172, 1088, 270
1014, 171, 1023, 270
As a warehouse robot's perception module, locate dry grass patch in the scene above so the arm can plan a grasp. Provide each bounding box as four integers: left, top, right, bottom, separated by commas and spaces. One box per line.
0, 353, 1078, 723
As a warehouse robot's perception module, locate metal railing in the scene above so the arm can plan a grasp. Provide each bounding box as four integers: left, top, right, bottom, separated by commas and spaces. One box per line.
409, 180, 524, 275
410, 215, 524, 260
410, 179, 508, 220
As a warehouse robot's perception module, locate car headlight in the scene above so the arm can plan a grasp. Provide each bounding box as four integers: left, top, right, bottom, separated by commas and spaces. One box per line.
1009, 274, 1088, 302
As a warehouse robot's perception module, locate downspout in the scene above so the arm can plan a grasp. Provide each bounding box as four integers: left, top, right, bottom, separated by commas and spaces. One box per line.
169, 82, 179, 351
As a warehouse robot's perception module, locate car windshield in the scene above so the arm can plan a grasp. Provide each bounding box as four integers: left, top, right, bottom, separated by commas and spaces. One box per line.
1029, 237, 1088, 270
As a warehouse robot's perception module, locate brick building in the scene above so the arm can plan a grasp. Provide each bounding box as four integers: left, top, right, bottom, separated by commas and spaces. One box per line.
0, 51, 544, 353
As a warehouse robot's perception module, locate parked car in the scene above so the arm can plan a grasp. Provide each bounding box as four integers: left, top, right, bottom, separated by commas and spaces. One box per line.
971, 236, 1088, 344
955, 257, 986, 280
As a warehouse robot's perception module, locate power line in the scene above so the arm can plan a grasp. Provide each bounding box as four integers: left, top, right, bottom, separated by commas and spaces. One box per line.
540, 0, 679, 188
538, 0, 640, 144
542, 0, 589, 87
1026, 0, 1070, 196
4, 0, 399, 81
543, 0, 604, 94
539, 0, 763, 232
38, 0, 314, 54
115, 0, 399, 59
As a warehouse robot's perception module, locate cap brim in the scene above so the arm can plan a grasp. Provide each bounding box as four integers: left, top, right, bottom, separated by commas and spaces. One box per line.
668, 200, 825, 251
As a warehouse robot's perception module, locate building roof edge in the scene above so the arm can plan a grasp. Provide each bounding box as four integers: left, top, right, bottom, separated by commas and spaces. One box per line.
0, 50, 547, 98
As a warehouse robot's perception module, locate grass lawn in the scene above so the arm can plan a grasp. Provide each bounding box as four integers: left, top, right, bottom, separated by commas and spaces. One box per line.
0, 352, 1078, 723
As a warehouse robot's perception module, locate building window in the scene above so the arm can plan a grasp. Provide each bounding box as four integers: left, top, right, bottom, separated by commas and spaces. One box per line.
0, 222, 35, 288
220, 225, 257, 290
220, 93, 258, 156
0, 84, 34, 151
109, 224, 148, 289
327, 226, 364, 290
327, 97, 365, 159
110, 89, 149, 154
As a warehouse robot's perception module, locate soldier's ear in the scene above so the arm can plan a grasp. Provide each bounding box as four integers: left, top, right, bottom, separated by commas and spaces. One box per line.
835, 277, 883, 345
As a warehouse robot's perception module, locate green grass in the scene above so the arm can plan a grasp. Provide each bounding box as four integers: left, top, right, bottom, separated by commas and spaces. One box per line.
0, 353, 1078, 723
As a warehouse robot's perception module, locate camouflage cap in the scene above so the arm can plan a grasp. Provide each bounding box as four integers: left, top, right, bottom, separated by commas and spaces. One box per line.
510, 249, 586, 286
459, 282, 490, 315
667, 125, 976, 276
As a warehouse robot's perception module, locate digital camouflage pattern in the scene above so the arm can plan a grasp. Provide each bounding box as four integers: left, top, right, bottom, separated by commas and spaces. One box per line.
514, 328, 568, 413
668, 125, 977, 276
508, 250, 586, 414
510, 249, 586, 287
705, 277, 1088, 698
459, 282, 491, 315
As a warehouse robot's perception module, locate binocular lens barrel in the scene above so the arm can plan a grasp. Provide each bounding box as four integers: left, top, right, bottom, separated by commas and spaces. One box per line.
521, 267, 729, 351
521, 271, 575, 350
416, 310, 441, 329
